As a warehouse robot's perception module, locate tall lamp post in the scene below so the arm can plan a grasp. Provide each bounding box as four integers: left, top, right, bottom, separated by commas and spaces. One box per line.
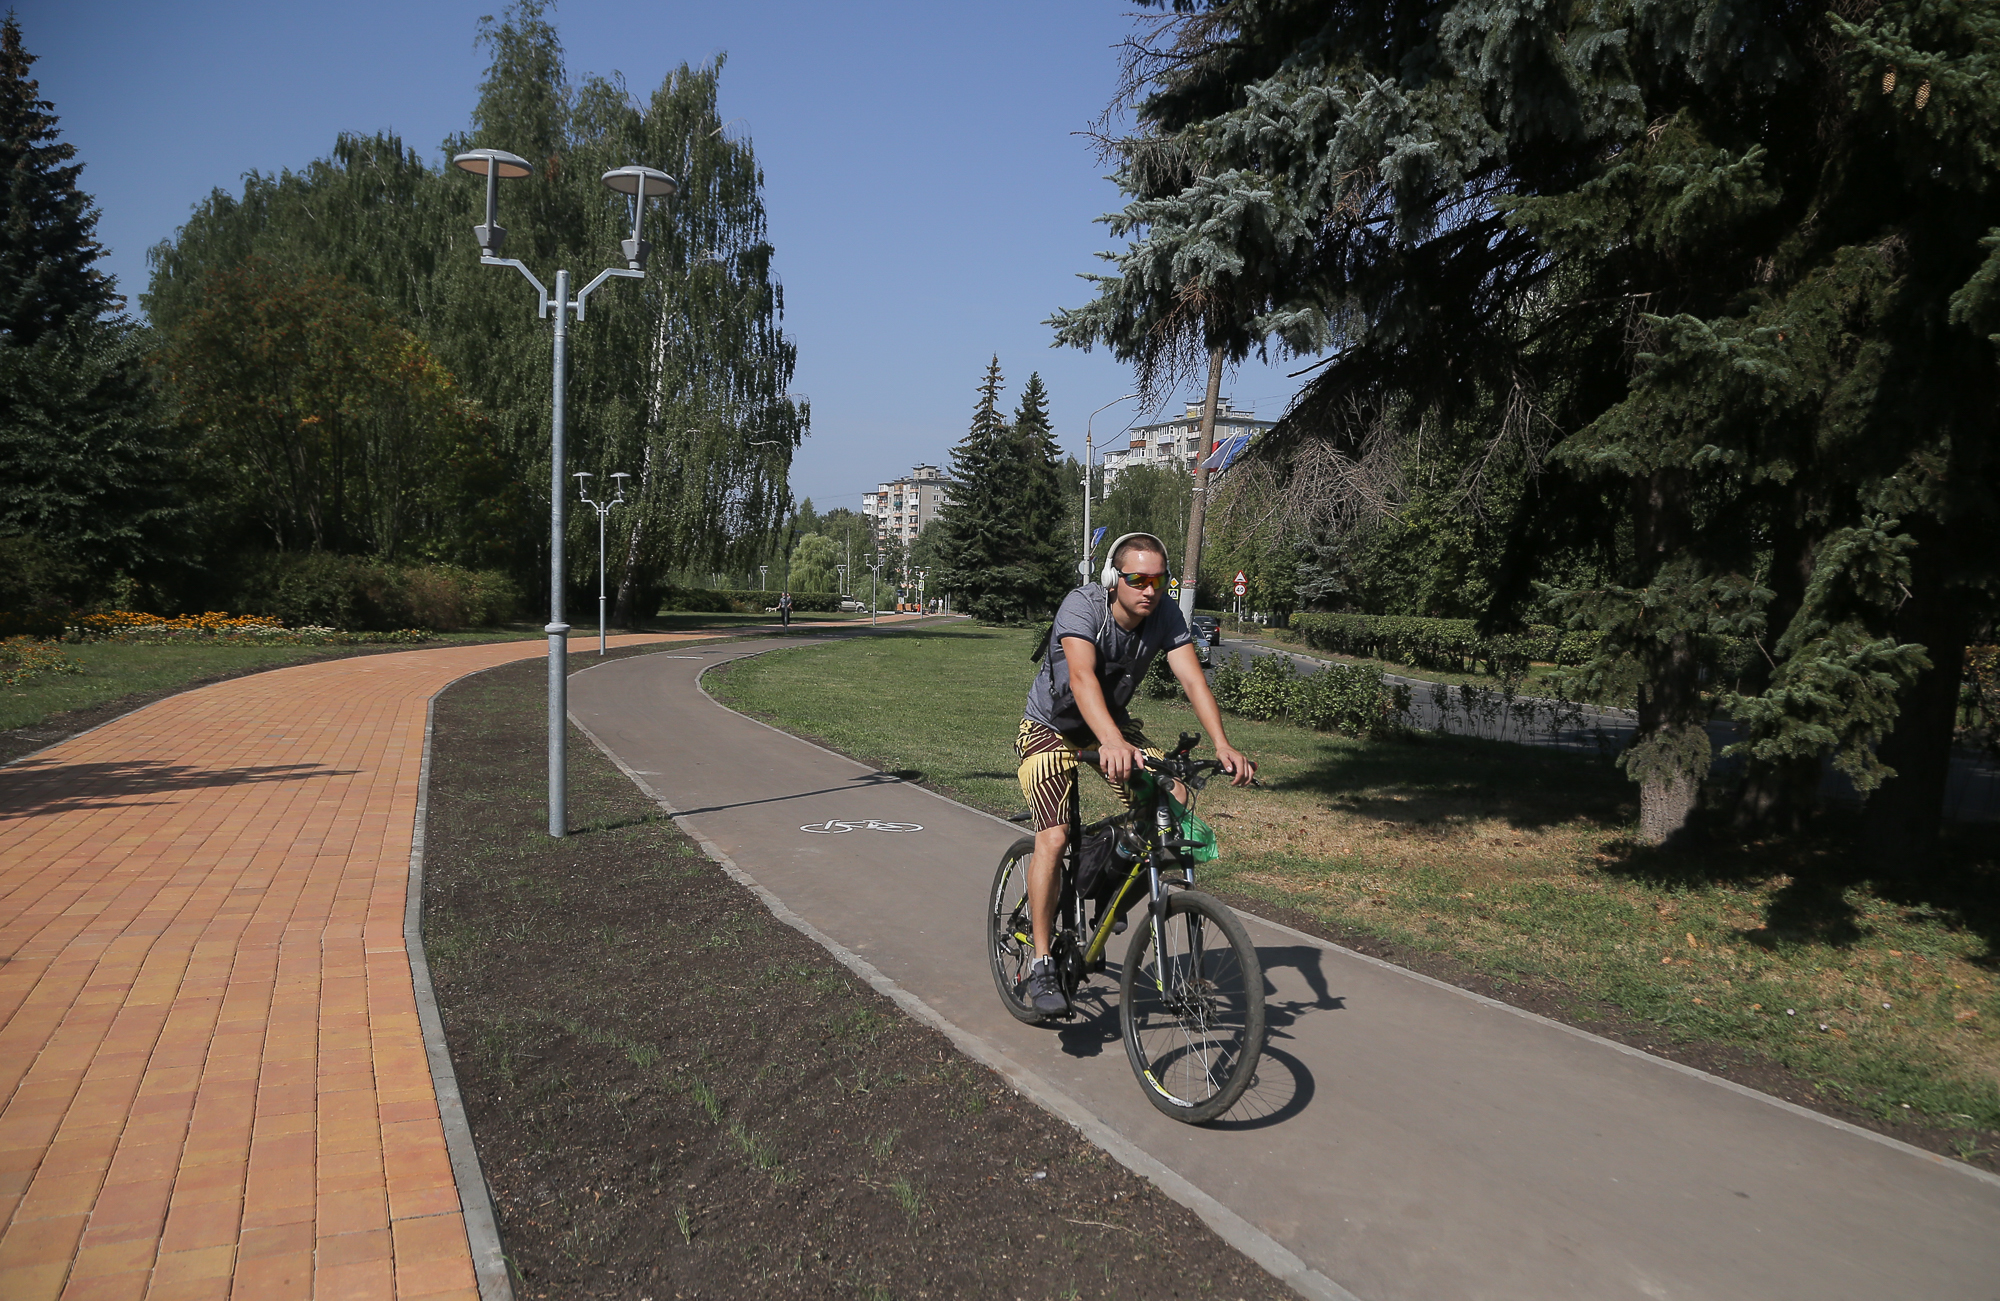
454, 148, 676, 839
866, 553, 885, 627
1081, 393, 1140, 580
573, 470, 628, 656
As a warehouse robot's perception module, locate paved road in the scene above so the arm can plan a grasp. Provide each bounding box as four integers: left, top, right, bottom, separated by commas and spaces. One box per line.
570, 638, 2000, 1301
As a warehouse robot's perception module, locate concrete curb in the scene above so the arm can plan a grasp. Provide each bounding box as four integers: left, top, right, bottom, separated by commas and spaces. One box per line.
408, 690, 516, 1301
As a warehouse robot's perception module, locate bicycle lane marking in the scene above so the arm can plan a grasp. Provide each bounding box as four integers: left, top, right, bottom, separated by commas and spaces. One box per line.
800, 819, 923, 834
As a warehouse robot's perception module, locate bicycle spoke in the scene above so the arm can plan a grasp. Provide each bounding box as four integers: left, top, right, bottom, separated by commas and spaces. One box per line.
1120, 892, 1266, 1123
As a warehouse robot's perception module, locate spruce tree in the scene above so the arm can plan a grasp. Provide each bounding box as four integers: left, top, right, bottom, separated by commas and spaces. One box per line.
1062, 0, 2000, 850
1011, 372, 1072, 612
937, 358, 1017, 621
0, 14, 179, 615
0, 14, 114, 344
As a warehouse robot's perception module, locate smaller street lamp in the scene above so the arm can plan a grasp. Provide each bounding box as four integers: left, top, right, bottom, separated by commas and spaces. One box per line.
835, 563, 848, 599
574, 471, 629, 655
759, 564, 769, 591
866, 552, 886, 628
1081, 393, 1141, 580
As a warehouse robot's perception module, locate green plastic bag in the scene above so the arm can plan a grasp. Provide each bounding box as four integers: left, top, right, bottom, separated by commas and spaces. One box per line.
1128, 771, 1220, 863
1169, 795, 1220, 863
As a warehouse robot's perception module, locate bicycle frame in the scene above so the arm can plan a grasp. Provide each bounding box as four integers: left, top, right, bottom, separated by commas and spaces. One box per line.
1065, 763, 1194, 977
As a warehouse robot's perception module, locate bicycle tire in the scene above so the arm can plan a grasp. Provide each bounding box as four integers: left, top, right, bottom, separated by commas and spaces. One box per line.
987, 837, 1049, 1024
1119, 890, 1266, 1123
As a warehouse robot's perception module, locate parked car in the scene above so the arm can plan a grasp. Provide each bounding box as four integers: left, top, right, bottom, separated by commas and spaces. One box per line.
1190, 614, 1221, 646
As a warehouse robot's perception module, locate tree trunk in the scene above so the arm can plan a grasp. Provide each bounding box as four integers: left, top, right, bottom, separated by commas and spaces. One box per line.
610, 445, 652, 628
1178, 347, 1225, 624
1863, 528, 1968, 864
1628, 469, 1707, 848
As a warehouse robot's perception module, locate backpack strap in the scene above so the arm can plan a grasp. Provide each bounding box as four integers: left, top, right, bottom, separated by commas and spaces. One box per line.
1029, 584, 1110, 670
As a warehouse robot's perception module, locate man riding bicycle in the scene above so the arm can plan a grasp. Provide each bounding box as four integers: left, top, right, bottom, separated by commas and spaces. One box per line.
1015, 532, 1256, 1016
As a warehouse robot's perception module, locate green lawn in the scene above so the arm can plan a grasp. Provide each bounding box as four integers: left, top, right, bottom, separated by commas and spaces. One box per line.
708, 623, 2000, 1147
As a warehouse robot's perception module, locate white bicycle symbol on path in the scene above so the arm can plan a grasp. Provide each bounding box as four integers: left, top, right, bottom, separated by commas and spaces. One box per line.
800, 819, 924, 834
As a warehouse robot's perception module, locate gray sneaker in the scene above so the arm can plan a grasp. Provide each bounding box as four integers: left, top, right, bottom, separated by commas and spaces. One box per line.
1026, 956, 1067, 1016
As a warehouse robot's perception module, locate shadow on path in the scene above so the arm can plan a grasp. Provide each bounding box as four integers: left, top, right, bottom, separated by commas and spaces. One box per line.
0, 759, 354, 819
672, 770, 914, 818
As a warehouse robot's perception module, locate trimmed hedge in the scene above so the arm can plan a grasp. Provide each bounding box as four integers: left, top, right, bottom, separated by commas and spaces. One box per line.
1144, 647, 1409, 738
1291, 612, 1605, 673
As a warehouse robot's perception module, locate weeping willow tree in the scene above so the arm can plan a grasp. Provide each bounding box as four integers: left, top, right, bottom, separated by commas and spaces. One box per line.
144, 1, 802, 619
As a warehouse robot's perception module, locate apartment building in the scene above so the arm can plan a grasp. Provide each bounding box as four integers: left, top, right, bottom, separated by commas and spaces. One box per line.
862, 463, 951, 545
1101, 399, 1274, 488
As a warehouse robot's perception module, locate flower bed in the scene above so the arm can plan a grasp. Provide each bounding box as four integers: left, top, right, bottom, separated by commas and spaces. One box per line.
62, 611, 431, 646
0, 637, 85, 687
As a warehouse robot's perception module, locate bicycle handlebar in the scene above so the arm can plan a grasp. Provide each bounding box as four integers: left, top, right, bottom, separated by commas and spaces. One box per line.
1074, 750, 1230, 780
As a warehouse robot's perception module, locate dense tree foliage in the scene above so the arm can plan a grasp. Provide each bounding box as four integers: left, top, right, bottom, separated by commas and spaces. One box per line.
144, 1, 803, 622
1064, 0, 2000, 850
159, 259, 512, 563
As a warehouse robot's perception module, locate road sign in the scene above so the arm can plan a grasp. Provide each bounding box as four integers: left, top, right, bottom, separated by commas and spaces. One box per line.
1167, 578, 1182, 602
1233, 581, 1247, 596
1234, 570, 1247, 586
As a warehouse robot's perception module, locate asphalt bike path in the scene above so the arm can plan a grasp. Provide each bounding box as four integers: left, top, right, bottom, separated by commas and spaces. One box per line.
570, 638, 2000, 1301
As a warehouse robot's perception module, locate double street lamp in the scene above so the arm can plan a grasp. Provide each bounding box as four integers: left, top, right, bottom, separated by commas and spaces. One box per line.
573, 470, 628, 657
453, 147, 676, 839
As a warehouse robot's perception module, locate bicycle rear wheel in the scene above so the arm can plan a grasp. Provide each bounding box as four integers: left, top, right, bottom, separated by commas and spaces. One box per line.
987, 837, 1048, 1024
1119, 890, 1266, 1123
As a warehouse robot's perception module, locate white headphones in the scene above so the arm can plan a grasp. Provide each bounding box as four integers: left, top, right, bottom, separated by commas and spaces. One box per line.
1100, 532, 1172, 590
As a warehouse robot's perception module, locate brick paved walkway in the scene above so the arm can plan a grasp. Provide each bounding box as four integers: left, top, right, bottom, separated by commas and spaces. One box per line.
0, 635, 703, 1301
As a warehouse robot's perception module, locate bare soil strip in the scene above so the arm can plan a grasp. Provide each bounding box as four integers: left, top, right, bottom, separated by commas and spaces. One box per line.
421, 649, 1290, 1300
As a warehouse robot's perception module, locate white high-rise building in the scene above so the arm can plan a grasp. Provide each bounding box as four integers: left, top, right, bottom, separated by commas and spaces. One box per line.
862, 464, 951, 545
1101, 399, 1274, 489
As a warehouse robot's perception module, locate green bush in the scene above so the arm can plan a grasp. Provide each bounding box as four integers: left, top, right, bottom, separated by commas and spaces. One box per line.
1208, 658, 1247, 714
1235, 653, 1298, 721
231, 554, 517, 631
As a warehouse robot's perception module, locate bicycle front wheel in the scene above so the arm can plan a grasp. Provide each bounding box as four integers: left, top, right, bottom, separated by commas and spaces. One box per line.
987, 837, 1048, 1024
1119, 890, 1266, 1123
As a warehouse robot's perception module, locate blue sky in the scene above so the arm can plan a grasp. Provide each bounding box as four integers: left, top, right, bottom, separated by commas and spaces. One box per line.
24, 0, 1309, 512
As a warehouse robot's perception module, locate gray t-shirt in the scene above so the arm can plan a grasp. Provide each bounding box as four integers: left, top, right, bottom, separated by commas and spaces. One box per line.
1024, 584, 1192, 735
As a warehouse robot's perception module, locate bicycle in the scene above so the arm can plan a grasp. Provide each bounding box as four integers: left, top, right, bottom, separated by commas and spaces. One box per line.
987, 732, 1267, 1124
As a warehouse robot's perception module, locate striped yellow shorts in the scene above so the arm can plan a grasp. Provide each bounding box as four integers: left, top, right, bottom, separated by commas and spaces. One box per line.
1014, 717, 1162, 833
